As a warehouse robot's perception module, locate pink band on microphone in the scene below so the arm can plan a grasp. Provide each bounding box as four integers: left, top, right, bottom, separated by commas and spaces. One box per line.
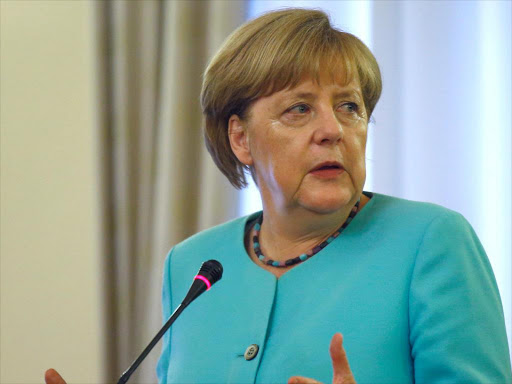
194, 275, 211, 290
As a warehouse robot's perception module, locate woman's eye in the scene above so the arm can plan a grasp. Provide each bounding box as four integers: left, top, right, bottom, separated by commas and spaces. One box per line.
340, 102, 359, 114
288, 104, 310, 114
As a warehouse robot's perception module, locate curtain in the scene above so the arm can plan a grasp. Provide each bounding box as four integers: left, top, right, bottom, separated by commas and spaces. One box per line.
93, 1, 245, 382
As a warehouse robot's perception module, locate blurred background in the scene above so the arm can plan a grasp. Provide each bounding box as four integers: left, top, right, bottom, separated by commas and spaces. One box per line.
1, 0, 510, 383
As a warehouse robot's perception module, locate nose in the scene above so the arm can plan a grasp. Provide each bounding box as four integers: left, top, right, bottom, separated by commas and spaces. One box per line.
312, 108, 343, 145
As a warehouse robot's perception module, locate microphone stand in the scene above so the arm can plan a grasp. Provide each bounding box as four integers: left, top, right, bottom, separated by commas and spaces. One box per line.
117, 303, 185, 384
116, 259, 223, 384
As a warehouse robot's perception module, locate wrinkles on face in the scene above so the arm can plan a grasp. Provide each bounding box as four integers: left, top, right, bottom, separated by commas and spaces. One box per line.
251, 118, 299, 208
272, 86, 366, 127
245, 76, 368, 216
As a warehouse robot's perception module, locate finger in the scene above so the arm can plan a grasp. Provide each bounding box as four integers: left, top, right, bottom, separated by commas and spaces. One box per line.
288, 375, 323, 384
329, 333, 354, 381
45, 369, 66, 384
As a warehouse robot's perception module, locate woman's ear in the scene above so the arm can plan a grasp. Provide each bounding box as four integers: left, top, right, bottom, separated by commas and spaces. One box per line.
228, 115, 253, 166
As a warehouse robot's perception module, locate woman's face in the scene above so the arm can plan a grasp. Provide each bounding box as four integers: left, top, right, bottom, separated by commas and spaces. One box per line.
230, 73, 368, 215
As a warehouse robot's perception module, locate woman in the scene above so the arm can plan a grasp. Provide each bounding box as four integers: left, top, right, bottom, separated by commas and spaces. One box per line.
46, 8, 511, 384
155, 8, 511, 384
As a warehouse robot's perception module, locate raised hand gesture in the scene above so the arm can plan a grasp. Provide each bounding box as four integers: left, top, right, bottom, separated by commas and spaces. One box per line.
288, 333, 356, 384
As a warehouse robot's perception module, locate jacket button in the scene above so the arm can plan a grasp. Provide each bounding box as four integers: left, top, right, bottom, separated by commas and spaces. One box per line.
244, 344, 259, 360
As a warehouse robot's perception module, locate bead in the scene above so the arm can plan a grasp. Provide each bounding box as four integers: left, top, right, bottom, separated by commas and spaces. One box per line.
251, 200, 360, 268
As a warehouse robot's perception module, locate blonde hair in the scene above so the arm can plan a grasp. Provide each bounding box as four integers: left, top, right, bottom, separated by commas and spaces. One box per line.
201, 8, 382, 189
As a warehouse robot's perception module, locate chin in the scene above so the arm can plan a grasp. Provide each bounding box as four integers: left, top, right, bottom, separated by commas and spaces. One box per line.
293, 180, 362, 213
299, 193, 354, 215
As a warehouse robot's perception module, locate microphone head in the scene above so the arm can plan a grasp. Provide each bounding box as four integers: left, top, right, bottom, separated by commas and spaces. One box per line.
182, 260, 223, 306
195, 260, 223, 290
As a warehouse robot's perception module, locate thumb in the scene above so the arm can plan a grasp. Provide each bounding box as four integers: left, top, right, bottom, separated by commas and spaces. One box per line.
45, 369, 66, 384
329, 333, 355, 383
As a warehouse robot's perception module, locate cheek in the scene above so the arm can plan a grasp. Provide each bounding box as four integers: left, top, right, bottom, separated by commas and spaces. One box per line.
250, 135, 285, 182
262, 146, 299, 188
252, 138, 305, 192
343, 127, 368, 183
250, 123, 292, 166
348, 127, 368, 160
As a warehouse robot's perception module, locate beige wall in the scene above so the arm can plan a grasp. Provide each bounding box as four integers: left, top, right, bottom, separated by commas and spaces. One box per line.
1, 1, 104, 383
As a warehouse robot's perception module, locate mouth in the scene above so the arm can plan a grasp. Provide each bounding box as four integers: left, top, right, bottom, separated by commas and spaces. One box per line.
309, 161, 344, 178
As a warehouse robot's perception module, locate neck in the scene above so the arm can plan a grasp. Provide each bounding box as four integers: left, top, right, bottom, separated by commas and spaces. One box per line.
257, 193, 368, 263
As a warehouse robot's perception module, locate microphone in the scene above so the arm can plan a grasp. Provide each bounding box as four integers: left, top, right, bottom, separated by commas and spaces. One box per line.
117, 260, 223, 384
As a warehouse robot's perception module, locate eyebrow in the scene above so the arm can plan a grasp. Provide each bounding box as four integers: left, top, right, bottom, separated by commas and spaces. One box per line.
335, 90, 362, 100
287, 90, 362, 100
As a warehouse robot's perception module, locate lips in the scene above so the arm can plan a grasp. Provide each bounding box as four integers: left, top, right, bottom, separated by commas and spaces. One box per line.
309, 161, 345, 178
310, 161, 344, 172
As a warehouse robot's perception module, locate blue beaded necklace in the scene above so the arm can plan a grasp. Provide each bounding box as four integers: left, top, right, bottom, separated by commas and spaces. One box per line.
252, 200, 360, 268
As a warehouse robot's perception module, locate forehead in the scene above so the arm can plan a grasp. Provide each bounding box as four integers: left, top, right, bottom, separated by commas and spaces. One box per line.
259, 74, 363, 107
281, 75, 362, 97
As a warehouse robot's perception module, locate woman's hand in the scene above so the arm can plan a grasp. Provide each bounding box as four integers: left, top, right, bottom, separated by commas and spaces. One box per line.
288, 333, 356, 384
44, 369, 66, 384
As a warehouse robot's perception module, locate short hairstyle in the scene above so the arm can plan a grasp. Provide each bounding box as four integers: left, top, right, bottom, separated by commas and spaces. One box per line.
201, 8, 382, 189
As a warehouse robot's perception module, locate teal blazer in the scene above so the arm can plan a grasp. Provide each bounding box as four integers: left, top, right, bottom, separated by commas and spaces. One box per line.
157, 193, 511, 383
